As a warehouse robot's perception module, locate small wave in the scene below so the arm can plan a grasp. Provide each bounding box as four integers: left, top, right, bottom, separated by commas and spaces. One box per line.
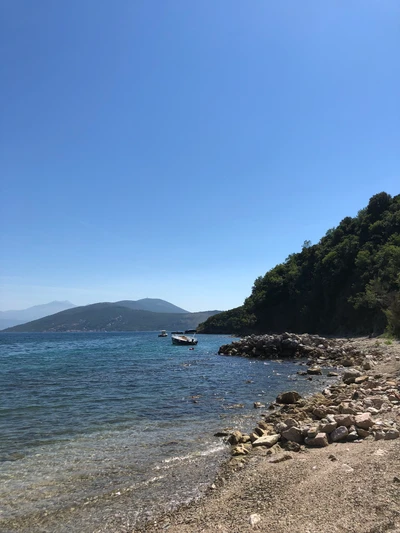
160, 444, 225, 465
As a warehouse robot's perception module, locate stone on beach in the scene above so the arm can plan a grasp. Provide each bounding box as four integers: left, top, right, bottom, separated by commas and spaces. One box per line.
331, 426, 349, 442
355, 413, 374, 429
282, 426, 304, 444
304, 432, 329, 447
276, 391, 302, 404
252, 434, 280, 447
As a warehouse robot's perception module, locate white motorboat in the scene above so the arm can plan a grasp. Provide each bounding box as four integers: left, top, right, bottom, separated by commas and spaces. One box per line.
171, 334, 198, 346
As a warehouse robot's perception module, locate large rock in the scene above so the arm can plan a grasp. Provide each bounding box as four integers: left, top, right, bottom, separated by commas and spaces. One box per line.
356, 427, 371, 438
305, 432, 329, 447
307, 366, 322, 375
232, 444, 250, 456
319, 420, 337, 434
354, 413, 374, 430
252, 434, 280, 447
276, 391, 302, 404
343, 369, 362, 384
334, 414, 355, 427
282, 426, 304, 444
331, 426, 349, 442
384, 429, 400, 440
228, 430, 243, 445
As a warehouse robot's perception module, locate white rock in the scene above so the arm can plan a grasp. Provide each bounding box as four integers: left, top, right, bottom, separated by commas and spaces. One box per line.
341, 463, 354, 473
249, 513, 261, 526
252, 434, 280, 447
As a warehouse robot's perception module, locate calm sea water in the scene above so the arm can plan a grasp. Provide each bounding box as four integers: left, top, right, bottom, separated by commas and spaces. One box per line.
0, 332, 331, 532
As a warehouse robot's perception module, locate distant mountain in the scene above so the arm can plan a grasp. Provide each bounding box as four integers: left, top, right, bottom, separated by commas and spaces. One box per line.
3, 301, 220, 333
114, 298, 188, 314
0, 301, 76, 330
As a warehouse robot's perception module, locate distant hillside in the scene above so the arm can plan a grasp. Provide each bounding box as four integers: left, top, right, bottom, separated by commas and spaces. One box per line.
199, 192, 400, 337
3, 301, 220, 332
114, 298, 188, 314
0, 301, 76, 329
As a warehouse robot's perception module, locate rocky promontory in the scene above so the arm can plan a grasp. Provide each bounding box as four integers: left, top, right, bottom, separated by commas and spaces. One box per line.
218, 333, 382, 369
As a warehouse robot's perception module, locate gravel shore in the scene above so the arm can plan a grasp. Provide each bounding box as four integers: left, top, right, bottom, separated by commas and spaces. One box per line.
132, 337, 400, 533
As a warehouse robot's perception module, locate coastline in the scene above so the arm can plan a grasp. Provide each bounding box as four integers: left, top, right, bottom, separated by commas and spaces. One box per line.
133, 336, 400, 533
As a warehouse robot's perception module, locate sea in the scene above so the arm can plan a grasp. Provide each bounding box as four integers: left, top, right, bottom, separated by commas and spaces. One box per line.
0, 332, 332, 532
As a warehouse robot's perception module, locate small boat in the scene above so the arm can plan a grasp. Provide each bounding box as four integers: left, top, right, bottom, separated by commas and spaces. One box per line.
158, 330, 168, 337
171, 334, 198, 346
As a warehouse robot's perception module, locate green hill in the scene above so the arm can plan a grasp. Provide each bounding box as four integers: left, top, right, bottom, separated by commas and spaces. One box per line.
3, 301, 219, 332
114, 298, 188, 314
199, 192, 400, 337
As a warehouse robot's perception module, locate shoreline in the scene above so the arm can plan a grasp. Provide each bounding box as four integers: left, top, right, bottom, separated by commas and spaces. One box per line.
133, 336, 400, 533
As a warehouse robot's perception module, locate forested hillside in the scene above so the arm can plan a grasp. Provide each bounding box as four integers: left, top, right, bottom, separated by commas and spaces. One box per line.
4, 303, 219, 332
199, 192, 400, 337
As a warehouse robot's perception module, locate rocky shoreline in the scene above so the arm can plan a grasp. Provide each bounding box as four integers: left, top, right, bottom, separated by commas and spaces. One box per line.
220, 334, 399, 458
133, 336, 400, 533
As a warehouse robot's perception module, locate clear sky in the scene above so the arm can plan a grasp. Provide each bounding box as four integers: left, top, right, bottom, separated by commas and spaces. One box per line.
0, 1, 399, 312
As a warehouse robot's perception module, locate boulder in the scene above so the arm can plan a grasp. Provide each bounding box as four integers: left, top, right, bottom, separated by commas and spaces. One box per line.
354, 413, 374, 430
334, 414, 355, 427
343, 369, 362, 384
275, 422, 288, 434
384, 429, 400, 440
281, 426, 304, 444
313, 406, 328, 419
276, 391, 302, 404
354, 375, 369, 384
319, 420, 337, 434
356, 427, 370, 438
307, 366, 322, 375
252, 434, 280, 447
331, 426, 349, 442
253, 427, 266, 437
339, 403, 358, 415
231, 444, 249, 456
284, 418, 299, 428
347, 428, 359, 441
228, 430, 242, 445
305, 432, 329, 447
306, 426, 319, 438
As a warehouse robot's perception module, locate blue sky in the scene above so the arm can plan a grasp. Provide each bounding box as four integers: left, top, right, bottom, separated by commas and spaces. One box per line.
1, 1, 399, 312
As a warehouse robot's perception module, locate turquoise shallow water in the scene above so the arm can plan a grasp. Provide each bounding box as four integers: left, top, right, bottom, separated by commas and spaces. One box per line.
0, 332, 331, 531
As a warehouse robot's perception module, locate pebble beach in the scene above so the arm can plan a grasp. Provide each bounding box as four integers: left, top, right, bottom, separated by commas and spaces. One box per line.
134, 336, 400, 533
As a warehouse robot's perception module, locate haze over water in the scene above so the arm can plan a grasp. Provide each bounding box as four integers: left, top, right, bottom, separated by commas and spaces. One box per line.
0, 332, 331, 531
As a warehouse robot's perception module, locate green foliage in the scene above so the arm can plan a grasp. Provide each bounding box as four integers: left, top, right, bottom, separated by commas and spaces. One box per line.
200, 191, 400, 337
197, 307, 256, 335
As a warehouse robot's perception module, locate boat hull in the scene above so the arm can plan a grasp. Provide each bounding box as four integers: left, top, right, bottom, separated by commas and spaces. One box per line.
171, 335, 198, 346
